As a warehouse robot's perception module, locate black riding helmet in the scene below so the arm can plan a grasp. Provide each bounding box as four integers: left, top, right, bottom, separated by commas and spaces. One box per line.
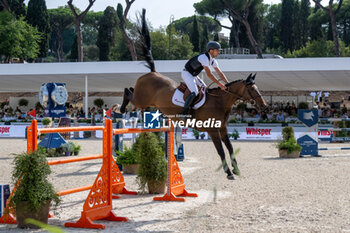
206, 41, 221, 52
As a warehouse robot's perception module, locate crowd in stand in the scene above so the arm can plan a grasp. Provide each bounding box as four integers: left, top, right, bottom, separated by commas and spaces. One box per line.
1, 95, 350, 123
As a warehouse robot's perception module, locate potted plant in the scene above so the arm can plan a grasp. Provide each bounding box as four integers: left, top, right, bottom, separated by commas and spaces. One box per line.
41, 117, 52, 128
9, 150, 60, 229
135, 132, 167, 194
192, 129, 199, 139
230, 129, 239, 140
277, 126, 302, 158
73, 143, 81, 156
61, 142, 75, 156
200, 133, 205, 139
116, 147, 139, 174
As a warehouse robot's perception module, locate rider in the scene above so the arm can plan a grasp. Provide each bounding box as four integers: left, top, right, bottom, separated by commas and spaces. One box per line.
181, 41, 229, 115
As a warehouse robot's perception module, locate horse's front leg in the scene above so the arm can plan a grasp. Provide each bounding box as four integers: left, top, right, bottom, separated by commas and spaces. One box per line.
220, 127, 240, 176
208, 130, 234, 180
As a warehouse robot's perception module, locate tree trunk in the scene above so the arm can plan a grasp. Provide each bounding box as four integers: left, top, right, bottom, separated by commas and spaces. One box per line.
121, 28, 137, 61
231, 20, 240, 48
329, 10, 340, 57
57, 31, 64, 62
75, 20, 83, 62
0, 0, 10, 11
243, 20, 263, 58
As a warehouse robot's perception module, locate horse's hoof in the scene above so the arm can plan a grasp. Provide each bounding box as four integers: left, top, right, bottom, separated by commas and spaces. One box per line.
227, 174, 235, 180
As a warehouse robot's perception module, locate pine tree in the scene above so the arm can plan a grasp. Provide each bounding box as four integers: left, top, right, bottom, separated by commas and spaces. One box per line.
26, 0, 50, 58
299, 0, 310, 47
69, 35, 78, 60
191, 15, 200, 52
214, 32, 219, 41
96, 6, 117, 61
280, 0, 295, 52
9, 0, 25, 18
200, 25, 209, 52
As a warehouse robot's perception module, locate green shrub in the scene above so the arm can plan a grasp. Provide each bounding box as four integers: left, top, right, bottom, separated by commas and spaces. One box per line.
9, 150, 60, 212
93, 98, 104, 108
18, 98, 29, 107
298, 102, 309, 110
277, 126, 301, 154
42, 117, 51, 126
116, 147, 138, 165
278, 138, 302, 154
135, 132, 167, 192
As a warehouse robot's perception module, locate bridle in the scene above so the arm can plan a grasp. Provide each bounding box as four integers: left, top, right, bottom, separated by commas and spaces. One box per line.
206, 80, 260, 105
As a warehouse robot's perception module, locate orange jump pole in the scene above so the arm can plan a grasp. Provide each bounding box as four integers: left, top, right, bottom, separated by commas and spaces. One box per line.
154, 120, 198, 202
65, 119, 128, 229
48, 154, 103, 165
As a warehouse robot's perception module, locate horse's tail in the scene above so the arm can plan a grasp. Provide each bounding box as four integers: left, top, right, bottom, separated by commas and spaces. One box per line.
139, 9, 155, 72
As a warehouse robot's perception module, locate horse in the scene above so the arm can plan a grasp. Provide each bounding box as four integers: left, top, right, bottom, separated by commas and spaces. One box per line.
120, 9, 268, 180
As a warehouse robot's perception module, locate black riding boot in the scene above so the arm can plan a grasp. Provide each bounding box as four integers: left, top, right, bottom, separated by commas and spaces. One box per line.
182, 92, 197, 116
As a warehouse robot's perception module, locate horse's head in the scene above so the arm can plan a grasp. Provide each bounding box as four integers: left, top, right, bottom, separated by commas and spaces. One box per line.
227, 73, 268, 112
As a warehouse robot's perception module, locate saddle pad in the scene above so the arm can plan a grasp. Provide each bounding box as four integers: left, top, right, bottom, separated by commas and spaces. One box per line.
171, 89, 206, 110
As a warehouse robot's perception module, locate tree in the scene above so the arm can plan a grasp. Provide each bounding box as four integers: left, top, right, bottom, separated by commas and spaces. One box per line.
26, 0, 50, 58
309, 6, 327, 41
0, 0, 10, 11
312, 0, 343, 56
191, 15, 200, 52
280, 0, 295, 52
67, 0, 96, 62
194, 0, 264, 58
0, 11, 40, 62
117, 1, 137, 61
264, 3, 282, 50
48, 7, 74, 61
201, 25, 209, 51
9, 0, 25, 18
299, 0, 310, 47
96, 6, 117, 61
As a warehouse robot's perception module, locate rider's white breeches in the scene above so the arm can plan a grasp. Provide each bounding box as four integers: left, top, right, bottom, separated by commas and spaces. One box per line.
181, 70, 206, 96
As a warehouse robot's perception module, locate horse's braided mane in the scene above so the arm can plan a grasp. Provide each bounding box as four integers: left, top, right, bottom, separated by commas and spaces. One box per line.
208, 79, 243, 93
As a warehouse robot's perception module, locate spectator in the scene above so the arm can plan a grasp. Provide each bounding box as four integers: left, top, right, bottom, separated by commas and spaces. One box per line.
276, 111, 284, 121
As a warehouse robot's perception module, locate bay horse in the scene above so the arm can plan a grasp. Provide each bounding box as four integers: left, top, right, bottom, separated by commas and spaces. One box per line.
120, 9, 268, 180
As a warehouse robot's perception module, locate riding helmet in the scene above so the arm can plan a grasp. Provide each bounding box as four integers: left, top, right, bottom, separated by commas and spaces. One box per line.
206, 41, 221, 51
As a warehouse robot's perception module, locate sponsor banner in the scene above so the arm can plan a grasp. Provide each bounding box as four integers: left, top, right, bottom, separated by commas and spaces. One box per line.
0, 124, 336, 141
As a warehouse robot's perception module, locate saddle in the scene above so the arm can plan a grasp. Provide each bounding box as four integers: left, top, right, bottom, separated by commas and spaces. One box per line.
176, 82, 205, 105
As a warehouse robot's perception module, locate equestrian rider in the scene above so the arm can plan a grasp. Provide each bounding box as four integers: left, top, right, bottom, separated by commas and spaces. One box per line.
181, 41, 229, 115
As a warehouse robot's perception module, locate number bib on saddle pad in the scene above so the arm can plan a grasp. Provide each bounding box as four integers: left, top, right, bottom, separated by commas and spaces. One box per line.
171, 82, 206, 109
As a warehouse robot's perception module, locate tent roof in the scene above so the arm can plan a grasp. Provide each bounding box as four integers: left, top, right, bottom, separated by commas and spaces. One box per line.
0, 57, 349, 92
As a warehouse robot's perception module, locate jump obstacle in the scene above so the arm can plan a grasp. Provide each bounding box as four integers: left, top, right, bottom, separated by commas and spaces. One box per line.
318, 118, 350, 151
0, 118, 197, 229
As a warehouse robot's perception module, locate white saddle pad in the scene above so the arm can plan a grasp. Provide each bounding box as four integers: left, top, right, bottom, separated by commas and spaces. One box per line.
171, 89, 206, 110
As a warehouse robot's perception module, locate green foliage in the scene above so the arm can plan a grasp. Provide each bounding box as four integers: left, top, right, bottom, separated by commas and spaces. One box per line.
37, 146, 62, 157
297, 102, 309, 109
191, 15, 200, 52
230, 129, 239, 139
285, 39, 350, 57
9, 0, 26, 18
147, 27, 194, 60
61, 141, 75, 153
18, 98, 28, 107
0, 11, 41, 61
96, 6, 117, 61
116, 147, 138, 165
278, 138, 302, 154
26, 0, 51, 58
192, 129, 200, 138
135, 133, 167, 193
73, 143, 81, 153
277, 126, 301, 154
93, 98, 104, 108
10, 150, 60, 212
42, 117, 51, 126
282, 126, 294, 142
48, 7, 74, 60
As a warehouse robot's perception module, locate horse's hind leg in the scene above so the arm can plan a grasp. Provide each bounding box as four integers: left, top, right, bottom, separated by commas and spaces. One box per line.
220, 127, 240, 176
120, 87, 134, 113
208, 130, 234, 180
